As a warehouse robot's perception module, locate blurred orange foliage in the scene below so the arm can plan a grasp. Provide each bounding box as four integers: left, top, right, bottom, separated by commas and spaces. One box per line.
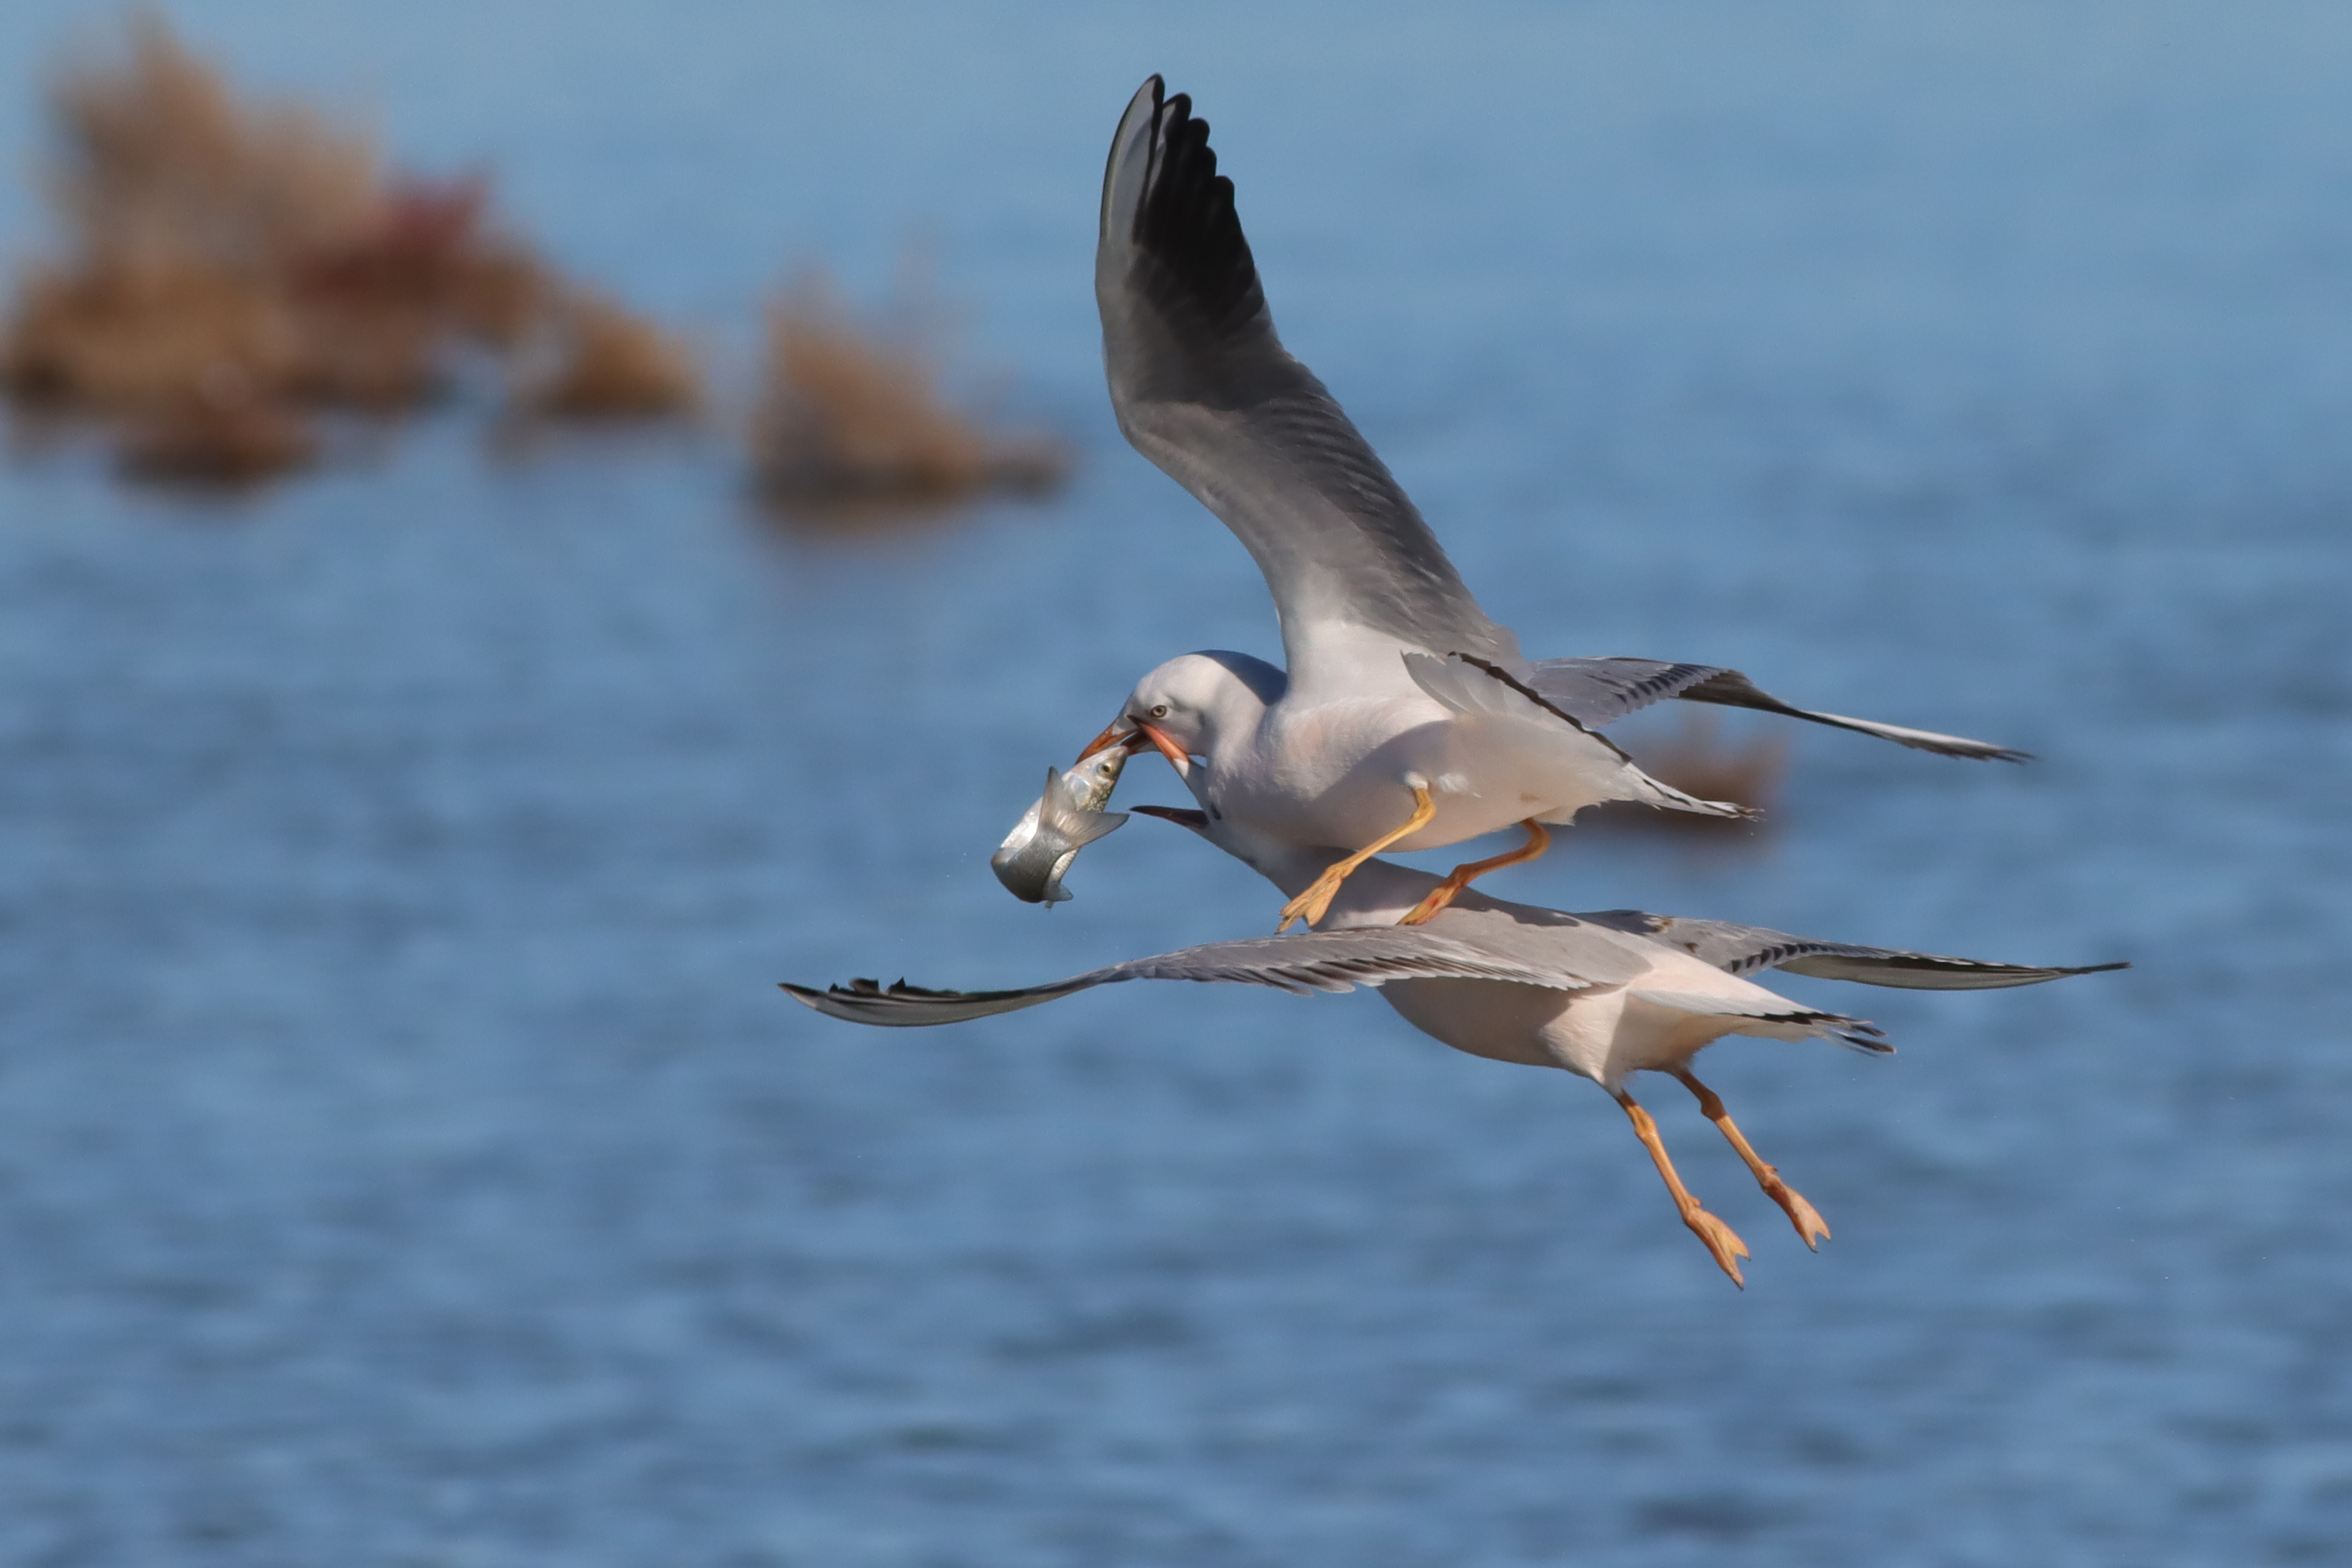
753, 275, 1065, 518
1, 16, 696, 486
514, 293, 701, 421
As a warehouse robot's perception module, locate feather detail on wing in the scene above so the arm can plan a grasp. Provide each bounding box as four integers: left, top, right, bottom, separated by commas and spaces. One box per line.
1097, 76, 1512, 683
1513, 657, 1730, 727
1673, 670, 2030, 761
1588, 911, 2129, 991
783, 926, 1601, 1029
1516, 657, 2027, 761
1406, 653, 1752, 820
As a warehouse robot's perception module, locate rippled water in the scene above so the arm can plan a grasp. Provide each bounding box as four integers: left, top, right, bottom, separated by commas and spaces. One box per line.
4, 3, 2351, 1564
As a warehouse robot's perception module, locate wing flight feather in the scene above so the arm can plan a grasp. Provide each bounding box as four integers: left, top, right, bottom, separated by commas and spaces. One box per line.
1518, 658, 2028, 761
1588, 912, 2127, 990
1098, 77, 1511, 681
784, 926, 1595, 1029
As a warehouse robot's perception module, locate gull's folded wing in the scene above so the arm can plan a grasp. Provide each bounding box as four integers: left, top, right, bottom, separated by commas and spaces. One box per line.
1409, 654, 1750, 820
784, 926, 1598, 1029
1097, 76, 1513, 684
1512, 657, 1728, 727
1518, 657, 2029, 762
1586, 911, 2128, 991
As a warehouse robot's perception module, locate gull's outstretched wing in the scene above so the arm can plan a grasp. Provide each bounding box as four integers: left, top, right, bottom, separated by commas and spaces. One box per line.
783, 926, 1599, 1028
1518, 657, 2029, 762
1513, 658, 1728, 727
1582, 911, 2128, 990
1097, 76, 1514, 687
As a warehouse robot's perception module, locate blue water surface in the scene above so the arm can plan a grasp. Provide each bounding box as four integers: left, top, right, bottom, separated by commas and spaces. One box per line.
2, 3, 2350, 1563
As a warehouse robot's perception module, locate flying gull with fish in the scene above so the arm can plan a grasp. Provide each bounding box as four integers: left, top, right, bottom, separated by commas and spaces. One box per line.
1072, 77, 2024, 933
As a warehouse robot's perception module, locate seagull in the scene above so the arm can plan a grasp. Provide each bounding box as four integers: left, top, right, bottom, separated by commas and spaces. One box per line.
789, 804, 2121, 1285
1076, 77, 2024, 933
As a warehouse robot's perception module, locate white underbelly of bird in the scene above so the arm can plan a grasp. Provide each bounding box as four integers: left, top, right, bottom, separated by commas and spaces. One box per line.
1208, 690, 1737, 854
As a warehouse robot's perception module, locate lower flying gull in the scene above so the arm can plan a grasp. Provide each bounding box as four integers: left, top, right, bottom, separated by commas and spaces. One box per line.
791, 805, 2121, 1285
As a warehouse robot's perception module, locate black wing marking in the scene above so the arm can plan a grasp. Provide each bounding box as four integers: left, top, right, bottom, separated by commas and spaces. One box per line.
1124, 84, 1265, 361
1097, 78, 1513, 674
1515, 657, 1728, 727
1674, 671, 2030, 761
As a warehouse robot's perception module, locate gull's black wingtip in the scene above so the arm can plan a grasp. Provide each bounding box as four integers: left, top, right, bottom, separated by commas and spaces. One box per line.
780, 978, 893, 1005
1115, 75, 1263, 343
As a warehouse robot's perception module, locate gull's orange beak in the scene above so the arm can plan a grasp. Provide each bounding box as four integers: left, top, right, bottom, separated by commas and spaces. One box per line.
1077, 721, 1134, 761
1077, 718, 1191, 774
1135, 721, 1192, 773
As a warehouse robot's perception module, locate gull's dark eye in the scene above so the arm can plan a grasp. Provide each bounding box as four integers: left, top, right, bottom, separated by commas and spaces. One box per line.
1149, 704, 1169, 719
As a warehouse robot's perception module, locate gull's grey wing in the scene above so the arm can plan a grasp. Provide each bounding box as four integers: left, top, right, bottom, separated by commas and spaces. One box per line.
783, 926, 1596, 1029
1581, 911, 2128, 991
1513, 657, 1728, 727
1097, 77, 1513, 682
1517, 657, 2029, 762
1671, 669, 2029, 762
1406, 654, 1752, 820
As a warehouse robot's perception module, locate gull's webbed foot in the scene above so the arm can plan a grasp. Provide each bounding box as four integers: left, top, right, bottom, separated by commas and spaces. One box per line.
1399, 820, 1551, 926
1276, 867, 1349, 934
1681, 1203, 1754, 1286
1676, 1069, 1829, 1250
1770, 1186, 1831, 1251
1616, 1089, 1749, 1288
1275, 785, 1437, 933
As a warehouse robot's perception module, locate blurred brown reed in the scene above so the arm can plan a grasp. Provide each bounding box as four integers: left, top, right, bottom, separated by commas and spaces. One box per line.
751, 273, 1065, 518
44, 14, 380, 274
116, 382, 315, 486
511, 292, 701, 421
1, 16, 696, 486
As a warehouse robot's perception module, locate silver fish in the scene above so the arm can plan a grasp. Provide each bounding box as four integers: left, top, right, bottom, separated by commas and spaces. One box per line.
991, 745, 1131, 904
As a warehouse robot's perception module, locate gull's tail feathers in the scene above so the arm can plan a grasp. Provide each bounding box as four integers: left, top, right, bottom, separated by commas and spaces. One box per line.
1614, 775, 1757, 822
1632, 988, 1893, 1055
1404, 652, 1752, 821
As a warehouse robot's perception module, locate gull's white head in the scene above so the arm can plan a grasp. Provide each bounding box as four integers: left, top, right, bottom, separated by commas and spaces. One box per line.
1077, 650, 1286, 775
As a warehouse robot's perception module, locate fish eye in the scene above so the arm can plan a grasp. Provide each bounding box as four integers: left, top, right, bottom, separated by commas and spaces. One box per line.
1149, 704, 1170, 719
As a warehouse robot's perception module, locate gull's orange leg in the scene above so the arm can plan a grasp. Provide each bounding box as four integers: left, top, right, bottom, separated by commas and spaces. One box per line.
1399, 820, 1550, 926
1674, 1069, 1829, 1250
1615, 1089, 1750, 1287
1275, 785, 1437, 933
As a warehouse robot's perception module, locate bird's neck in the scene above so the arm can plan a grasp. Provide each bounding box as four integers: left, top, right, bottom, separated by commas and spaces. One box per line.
1198, 825, 1442, 926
